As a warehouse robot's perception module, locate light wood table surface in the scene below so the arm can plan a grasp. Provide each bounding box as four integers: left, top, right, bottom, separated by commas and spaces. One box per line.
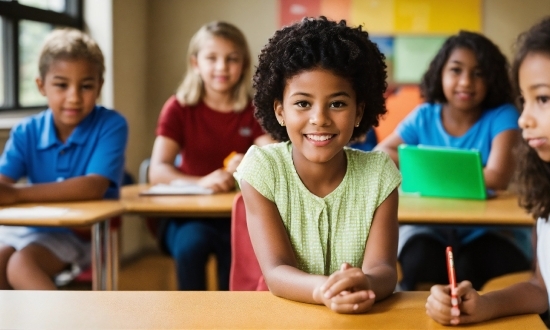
0, 200, 125, 290
121, 184, 236, 217
0, 291, 543, 329
121, 185, 534, 226
398, 193, 534, 226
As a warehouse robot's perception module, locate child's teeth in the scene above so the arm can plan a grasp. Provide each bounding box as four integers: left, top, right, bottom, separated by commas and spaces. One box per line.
308, 135, 332, 141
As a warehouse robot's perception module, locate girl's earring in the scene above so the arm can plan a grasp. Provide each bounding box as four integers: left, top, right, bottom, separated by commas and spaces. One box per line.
355, 122, 360, 127
280, 120, 285, 127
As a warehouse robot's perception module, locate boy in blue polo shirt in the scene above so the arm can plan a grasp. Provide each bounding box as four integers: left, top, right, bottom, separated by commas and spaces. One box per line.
0, 28, 128, 290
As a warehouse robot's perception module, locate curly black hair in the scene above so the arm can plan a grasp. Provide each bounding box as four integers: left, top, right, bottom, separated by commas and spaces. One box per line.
253, 17, 387, 142
420, 30, 513, 110
512, 17, 550, 220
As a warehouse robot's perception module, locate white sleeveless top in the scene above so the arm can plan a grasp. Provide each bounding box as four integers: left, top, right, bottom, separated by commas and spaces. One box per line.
536, 217, 550, 307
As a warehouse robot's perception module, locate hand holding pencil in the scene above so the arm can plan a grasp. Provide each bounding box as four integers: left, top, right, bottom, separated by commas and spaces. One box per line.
446, 246, 459, 310
425, 247, 487, 325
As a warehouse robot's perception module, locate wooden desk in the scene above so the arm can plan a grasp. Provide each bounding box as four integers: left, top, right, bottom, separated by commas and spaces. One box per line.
121, 184, 236, 217
398, 193, 534, 226
122, 185, 533, 226
0, 291, 543, 329
0, 200, 125, 290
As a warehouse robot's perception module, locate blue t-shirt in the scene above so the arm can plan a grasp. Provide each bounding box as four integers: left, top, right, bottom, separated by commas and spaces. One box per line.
0, 105, 128, 233
396, 102, 520, 166
395, 102, 531, 259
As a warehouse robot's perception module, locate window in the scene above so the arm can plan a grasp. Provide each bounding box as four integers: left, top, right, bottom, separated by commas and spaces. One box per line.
0, 0, 82, 112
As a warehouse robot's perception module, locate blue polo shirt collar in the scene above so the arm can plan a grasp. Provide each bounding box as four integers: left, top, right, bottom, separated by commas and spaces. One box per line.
37, 107, 98, 150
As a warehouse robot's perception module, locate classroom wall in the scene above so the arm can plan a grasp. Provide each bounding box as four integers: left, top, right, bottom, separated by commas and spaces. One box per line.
145, 0, 278, 149
484, 0, 550, 60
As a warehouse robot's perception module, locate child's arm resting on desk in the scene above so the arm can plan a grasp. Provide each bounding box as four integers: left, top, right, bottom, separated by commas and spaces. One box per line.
149, 136, 235, 192
318, 189, 399, 313
483, 129, 520, 190
0, 175, 110, 205
240, 180, 327, 302
241, 181, 398, 314
426, 261, 548, 325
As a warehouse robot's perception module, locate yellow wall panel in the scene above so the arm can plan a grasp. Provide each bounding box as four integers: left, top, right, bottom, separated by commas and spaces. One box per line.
395, 0, 481, 34
350, 0, 394, 33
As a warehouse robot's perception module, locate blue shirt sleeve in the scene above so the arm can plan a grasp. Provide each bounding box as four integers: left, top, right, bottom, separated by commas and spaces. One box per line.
489, 103, 520, 138
0, 122, 29, 181
85, 111, 128, 190
395, 103, 430, 145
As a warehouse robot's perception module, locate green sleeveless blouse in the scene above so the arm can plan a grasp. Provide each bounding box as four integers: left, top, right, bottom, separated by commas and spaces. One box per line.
235, 142, 401, 275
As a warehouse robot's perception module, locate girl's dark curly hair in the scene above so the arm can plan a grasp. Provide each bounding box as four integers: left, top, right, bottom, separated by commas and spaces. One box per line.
420, 30, 513, 110
253, 17, 387, 142
512, 17, 550, 220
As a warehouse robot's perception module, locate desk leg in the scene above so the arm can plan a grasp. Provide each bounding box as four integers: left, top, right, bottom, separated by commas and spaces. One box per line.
103, 219, 112, 291
91, 222, 103, 290
91, 219, 113, 290
111, 226, 119, 290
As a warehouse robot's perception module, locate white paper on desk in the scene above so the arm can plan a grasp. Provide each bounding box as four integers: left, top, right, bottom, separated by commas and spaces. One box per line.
141, 183, 214, 195
0, 207, 70, 218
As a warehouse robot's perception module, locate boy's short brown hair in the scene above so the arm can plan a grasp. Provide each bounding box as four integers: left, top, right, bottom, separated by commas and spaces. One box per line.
38, 28, 104, 80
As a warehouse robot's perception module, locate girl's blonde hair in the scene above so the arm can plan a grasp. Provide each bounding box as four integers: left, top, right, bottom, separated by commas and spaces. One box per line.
176, 21, 251, 112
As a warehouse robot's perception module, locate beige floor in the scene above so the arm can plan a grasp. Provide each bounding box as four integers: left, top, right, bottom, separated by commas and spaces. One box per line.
61, 250, 218, 291
118, 251, 178, 291
119, 251, 219, 291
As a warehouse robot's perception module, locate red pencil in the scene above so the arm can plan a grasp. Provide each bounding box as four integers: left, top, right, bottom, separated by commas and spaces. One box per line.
446, 246, 458, 308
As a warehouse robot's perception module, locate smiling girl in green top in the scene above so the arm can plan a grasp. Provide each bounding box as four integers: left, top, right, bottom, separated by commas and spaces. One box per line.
234, 17, 401, 314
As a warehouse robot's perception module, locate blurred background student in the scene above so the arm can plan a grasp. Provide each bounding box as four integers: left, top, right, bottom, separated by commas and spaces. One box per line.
426, 17, 550, 326
376, 31, 531, 291
148, 21, 272, 291
0, 29, 128, 290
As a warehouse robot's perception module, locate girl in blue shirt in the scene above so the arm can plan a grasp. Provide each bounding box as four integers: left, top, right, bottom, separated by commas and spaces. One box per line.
376, 31, 530, 291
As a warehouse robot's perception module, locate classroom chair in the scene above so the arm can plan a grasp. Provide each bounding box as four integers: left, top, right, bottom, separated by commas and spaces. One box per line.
229, 192, 268, 291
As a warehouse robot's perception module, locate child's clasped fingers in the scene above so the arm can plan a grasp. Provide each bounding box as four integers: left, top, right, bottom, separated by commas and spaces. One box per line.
329, 290, 375, 314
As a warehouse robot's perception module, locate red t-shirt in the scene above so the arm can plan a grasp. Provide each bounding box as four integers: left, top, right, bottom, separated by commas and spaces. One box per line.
156, 96, 265, 176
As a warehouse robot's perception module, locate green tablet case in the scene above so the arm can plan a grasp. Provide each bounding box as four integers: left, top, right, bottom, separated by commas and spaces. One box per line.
397, 144, 487, 200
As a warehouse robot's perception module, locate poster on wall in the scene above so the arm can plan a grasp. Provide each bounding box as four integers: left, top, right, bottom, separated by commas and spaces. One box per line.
278, 0, 480, 33
278, 0, 480, 83
394, 36, 447, 83
370, 36, 395, 84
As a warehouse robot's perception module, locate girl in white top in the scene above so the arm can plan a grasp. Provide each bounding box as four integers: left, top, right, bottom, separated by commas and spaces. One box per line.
426, 16, 550, 325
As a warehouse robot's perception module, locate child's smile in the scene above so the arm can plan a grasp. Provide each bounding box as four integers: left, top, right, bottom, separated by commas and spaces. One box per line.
192, 36, 244, 98
274, 68, 363, 167
441, 47, 487, 113
305, 133, 335, 146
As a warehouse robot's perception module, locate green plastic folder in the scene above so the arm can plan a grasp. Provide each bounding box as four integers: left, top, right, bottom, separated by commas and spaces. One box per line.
397, 144, 487, 200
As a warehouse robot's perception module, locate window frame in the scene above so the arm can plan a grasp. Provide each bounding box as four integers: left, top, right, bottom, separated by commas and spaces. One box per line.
0, 0, 83, 112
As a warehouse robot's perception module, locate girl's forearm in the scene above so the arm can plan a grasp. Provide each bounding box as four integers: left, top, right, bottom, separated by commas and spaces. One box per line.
149, 163, 199, 185
265, 265, 327, 304
365, 264, 398, 301
480, 282, 548, 320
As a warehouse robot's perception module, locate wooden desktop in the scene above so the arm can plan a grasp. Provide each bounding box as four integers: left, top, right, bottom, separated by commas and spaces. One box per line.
0, 200, 124, 290
121, 184, 235, 217
122, 185, 534, 226
398, 192, 533, 226
0, 291, 544, 329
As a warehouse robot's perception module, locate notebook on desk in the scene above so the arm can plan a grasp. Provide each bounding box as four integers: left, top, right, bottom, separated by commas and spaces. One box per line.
139, 183, 213, 196
398, 144, 492, 200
